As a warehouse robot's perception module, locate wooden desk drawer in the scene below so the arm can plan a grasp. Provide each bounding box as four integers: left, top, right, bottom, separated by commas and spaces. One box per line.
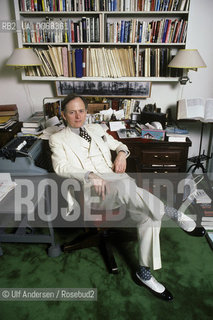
141, 166, 180, 173
141, 150, 182, 165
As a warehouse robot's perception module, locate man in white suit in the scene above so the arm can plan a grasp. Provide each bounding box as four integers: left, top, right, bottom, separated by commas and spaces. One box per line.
49, 95, 205, 301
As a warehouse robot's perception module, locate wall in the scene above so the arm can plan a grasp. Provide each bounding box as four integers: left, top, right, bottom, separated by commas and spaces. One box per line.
0, 0, 212, 163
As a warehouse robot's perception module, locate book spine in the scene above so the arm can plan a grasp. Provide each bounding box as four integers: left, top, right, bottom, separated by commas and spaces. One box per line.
75, 48, 83, 78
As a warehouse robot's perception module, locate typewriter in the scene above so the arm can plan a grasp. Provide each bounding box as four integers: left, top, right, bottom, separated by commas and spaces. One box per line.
0, 136, 50, 175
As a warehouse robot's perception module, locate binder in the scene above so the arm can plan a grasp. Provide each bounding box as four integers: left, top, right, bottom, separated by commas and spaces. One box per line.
75, 49, 83, 78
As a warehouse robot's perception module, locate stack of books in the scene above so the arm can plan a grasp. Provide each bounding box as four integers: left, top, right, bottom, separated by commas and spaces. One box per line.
0, 104, 19, 131
200, 204, 213, 231
166, 127, 189, 142
196, 189, 213, 250
21, 112, 44, 135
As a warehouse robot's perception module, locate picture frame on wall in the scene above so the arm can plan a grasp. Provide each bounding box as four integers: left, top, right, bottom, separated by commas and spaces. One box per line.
55, 81, 152, 98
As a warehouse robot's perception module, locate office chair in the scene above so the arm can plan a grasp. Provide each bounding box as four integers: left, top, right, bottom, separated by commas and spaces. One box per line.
63, 156, 139, 274
62, 186, 137, 274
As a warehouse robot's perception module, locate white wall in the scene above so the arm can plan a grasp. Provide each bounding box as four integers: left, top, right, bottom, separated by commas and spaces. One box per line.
0, 0, 54, 121
0, 0, 213, 162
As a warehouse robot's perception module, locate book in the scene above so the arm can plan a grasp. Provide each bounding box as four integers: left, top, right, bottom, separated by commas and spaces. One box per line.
0, 104, 17, 111
201, 221, 213, 230
202, 217, 213, 222
177, 98, 213, 122
21, 127, 42, 134
167, 135, 187, 142
206, 231, 213, 249
0, 116, 12, 124
166, 132, 189, 142
166, 127, 189, 135
194, 189, 212, 204
75, 49, 83, 78
22, 112, 44, 128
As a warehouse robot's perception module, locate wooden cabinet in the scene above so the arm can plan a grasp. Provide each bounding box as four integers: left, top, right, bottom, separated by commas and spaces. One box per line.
119, 137, 191, 172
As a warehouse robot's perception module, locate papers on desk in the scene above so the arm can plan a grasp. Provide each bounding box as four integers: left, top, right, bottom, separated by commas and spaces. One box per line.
100, 108, 125, 121
109, 121, 126, 131
0, 173, 17, 202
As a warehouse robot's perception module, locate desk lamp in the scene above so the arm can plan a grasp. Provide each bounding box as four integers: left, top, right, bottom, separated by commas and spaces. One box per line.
170, 50, 209, 173
6, 48, 42, 68
6, 48, 42, 114
168, 49, 206, 85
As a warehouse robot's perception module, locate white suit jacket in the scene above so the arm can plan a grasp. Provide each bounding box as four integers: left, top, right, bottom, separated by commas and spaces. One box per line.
49, 123, 129, 182
49, 123, 164, 222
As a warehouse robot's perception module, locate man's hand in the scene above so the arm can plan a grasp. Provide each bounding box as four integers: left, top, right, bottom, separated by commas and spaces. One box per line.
88, 172, 108, 200
112, 151, 127, 173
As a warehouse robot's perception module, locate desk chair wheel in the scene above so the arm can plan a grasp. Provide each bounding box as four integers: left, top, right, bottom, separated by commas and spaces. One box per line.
48, 244, 62, 258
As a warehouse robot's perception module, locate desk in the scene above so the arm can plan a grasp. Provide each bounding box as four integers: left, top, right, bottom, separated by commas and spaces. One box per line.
0, 175, 61, 257
110, 131, 192, 173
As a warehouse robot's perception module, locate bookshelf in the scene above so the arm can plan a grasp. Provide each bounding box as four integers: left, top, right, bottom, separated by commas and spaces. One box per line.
14, 0, 190, 82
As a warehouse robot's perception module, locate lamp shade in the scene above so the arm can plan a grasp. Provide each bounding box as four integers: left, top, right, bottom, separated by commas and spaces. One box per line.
168, 49, 206, 69
6, 48, 42, 67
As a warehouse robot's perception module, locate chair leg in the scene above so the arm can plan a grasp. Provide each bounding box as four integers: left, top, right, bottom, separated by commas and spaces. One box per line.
99, 231, 118, 274
63, 229, 99, 252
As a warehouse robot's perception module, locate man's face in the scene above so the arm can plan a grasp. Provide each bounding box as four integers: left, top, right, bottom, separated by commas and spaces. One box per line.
62, 97, 87, 128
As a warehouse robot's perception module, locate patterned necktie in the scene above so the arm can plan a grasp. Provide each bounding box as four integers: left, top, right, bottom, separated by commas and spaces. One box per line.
79, 127, 91, 143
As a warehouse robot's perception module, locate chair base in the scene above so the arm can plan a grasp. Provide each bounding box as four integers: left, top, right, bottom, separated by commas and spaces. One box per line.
63, 228, 136, 274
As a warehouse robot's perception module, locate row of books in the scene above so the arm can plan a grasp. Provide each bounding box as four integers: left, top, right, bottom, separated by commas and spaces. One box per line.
22, 17, 100, 44
0, 105, 19, 131
44, 100, 61, 118
138, 48, 180, 77
22, 17, 187, 44
18, 0, 189, 12
107, 18, 187, 44
27, 46, 136, 78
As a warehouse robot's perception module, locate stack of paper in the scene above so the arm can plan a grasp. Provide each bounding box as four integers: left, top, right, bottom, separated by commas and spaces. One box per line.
0, 173, 17, 202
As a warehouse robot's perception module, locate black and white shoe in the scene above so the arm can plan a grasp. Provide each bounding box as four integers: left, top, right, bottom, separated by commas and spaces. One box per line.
135, 272, 173, 301
176, 211, 206, 236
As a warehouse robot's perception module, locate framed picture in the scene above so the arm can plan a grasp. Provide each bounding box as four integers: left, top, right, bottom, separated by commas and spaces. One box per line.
55, 81, 152, 98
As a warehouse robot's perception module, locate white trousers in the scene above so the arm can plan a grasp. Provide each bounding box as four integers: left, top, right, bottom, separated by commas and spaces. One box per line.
84, 173, 165, 270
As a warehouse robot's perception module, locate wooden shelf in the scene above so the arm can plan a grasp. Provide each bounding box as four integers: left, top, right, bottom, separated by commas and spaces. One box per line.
14, 0, 190, 83
22, 75, 179, 82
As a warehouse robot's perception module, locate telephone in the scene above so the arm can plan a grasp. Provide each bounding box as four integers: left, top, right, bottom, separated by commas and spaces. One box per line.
148, 122, 163, 130
141, 111, 166, 128
135, 122, 163, 133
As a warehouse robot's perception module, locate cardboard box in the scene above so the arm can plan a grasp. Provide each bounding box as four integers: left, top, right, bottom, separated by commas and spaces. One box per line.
87, 103, 109, 114
141, 128, 165, 141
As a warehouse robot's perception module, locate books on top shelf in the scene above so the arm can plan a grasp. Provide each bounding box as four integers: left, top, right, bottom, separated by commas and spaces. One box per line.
177, 98, 213, 122
18, 0, 190, 13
